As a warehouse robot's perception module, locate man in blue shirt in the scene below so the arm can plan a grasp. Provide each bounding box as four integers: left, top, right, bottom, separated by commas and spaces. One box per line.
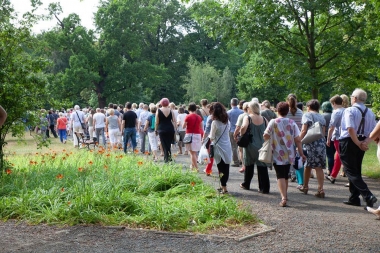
340, 88, 377, 209
227, 98, 243, 167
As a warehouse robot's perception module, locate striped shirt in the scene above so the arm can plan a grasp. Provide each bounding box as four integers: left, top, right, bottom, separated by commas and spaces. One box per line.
286, 108, 303, 131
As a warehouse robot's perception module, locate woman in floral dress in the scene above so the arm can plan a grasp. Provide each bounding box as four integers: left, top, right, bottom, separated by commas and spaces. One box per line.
264, 102, 305, 207
299, 99, 327, 198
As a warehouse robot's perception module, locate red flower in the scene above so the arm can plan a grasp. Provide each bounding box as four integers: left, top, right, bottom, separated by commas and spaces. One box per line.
56, 174, 64, 179
6, 169, 12, 175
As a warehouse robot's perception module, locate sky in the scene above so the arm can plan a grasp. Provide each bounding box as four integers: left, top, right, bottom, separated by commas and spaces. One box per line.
12, 0, 98, 33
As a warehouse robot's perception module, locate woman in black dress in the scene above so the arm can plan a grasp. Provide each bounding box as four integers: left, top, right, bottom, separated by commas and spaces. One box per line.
155, 98, 176, 163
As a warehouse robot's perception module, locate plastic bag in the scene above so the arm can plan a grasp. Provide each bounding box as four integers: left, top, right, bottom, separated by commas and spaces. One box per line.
198, 145, 210, 164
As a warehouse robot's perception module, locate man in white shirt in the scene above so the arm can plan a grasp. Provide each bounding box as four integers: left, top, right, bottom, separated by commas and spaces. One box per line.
138, 104, 151, 153
93, 108, 106, 146
70, 105, 85, 147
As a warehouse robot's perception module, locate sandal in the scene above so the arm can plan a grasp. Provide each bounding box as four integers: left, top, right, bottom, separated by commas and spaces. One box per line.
240, 183, 249, 190
279, 199, 287, 207
299, 186, 308, 195
219, 190, 229, 194
315, 190, 325, 198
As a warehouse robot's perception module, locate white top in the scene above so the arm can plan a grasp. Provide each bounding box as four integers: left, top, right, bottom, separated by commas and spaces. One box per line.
209, 120, 232, 164
70, 110, 85, 128
93, 112, 106, 128
177, 113, 187, 131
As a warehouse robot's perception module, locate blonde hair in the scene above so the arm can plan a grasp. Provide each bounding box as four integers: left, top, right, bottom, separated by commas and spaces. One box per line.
340, 94, 349, 108
248, 101, 260, 115
108, 108, 115, 115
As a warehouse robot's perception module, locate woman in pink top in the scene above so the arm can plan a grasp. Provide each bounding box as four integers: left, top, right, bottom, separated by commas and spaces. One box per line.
183, 102, 204, 171
57, 112, 68, 143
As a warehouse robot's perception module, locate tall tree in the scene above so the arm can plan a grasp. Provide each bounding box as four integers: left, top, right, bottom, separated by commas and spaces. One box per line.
191, 0, 378, 99
0, 0, 49, 170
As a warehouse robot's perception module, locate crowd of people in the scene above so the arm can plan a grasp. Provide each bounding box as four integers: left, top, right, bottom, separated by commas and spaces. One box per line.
34, 88, 380, 217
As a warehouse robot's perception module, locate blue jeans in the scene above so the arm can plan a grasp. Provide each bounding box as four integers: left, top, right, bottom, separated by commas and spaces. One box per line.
123, 127, 137, 153
58, 129, 67, 143
95, 127, 106, 146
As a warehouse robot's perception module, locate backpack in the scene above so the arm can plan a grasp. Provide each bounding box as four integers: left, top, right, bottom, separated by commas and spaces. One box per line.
150, 115, 156, 130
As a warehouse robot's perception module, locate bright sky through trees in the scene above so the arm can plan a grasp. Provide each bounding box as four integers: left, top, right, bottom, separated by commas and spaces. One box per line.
12, 0, 97, 33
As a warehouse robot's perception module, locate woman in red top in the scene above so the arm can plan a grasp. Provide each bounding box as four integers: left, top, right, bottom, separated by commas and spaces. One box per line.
57, 112, 68, 143
183, 102, 204, 171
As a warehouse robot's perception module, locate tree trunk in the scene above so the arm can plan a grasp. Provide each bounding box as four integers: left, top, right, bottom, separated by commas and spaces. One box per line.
312, 88, 318, 99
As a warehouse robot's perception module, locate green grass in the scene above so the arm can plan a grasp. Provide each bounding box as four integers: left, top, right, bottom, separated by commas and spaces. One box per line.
362, 142, 380, 179
0, 147, 256, 231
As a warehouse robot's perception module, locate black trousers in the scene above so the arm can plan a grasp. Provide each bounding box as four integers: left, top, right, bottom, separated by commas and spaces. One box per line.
242, 165, 270, 192
217, 159, 230, 187
339, 137, 373, 201
159, 131, 174, 163
49, 125, 58, 138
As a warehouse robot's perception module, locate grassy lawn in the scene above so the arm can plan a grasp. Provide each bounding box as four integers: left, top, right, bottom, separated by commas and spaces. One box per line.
0, 134, 257, 231
362, 142, 380, 179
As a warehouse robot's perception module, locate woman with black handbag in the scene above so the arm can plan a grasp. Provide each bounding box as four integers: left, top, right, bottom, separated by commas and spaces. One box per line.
239, 101, 270, 193
209, 102, 231, 194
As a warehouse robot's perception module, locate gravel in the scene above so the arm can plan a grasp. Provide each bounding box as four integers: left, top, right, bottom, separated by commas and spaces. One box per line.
1, 150, 380, 252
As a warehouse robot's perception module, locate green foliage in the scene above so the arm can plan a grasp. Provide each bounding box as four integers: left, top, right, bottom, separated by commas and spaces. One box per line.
182, 57, 233, 105
0, 2, 49, 171
0, 150, 256, 231
192, 0, 379, 99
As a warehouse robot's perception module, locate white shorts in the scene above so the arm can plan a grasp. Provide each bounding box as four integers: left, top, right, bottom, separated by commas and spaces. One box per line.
185, 133, 202, 152
108, 128, 119, 144
148, 131, 158, 151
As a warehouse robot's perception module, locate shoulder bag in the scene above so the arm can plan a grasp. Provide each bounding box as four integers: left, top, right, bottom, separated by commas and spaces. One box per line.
237, 116, 252, 148
301, 113, 324, 144
183, 115, 197, 144
76, 111, 86, 130
209, 123, 228, 158
258, 118, 273, 163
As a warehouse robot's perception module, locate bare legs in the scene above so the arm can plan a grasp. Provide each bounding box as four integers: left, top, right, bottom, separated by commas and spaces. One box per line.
189, 150, 198, 170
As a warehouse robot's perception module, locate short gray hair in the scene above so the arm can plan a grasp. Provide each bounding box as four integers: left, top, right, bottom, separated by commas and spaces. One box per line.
74, 105, 80, 110
352, 88, 367, 103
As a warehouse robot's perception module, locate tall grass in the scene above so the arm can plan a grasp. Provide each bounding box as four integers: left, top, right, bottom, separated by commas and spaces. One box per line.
0, 148, 256, 231
362, 142, 380, 179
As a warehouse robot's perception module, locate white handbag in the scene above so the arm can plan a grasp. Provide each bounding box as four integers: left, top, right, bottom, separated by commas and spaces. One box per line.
301, 114, 324, 144
258, 138, 273, 164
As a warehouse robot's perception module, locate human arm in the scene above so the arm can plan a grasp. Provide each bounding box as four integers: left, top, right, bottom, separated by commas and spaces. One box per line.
121, 120, 125, 133
0, 106, 7, 127
294, 136, 306, 162
369, 122, 380, 143
348, 127, 369, 151
299, 124, 308, 140
326, 126, 335, 147
240, 116, 249, 136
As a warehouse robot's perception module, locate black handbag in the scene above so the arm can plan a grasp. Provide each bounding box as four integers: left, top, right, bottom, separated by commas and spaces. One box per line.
237, 116, 252, 148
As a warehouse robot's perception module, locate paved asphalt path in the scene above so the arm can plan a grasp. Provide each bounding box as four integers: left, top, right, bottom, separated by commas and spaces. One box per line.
1, 143, 380, 252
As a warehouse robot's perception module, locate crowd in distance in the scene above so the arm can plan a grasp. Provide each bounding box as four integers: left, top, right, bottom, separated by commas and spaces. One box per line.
35, 88, 380, 218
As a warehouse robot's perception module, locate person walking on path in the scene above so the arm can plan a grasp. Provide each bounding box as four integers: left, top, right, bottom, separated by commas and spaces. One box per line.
239, 101, 270, 193
155, 98, 176, 163
299, 99, 327, 198
264, 102, 306, 207
122, 102, 138, 153
325, 95, 345, 184
227, 98, 243, 167
0, 105, 7, 127
340, 88, 377, 209
93, 108, 106, 147
70, 105, 85, 147
209, 102, 232, 194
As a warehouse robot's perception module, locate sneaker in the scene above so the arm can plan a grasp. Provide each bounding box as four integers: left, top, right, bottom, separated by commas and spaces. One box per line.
296, 185, 303, 190
325, 175, 336, 184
